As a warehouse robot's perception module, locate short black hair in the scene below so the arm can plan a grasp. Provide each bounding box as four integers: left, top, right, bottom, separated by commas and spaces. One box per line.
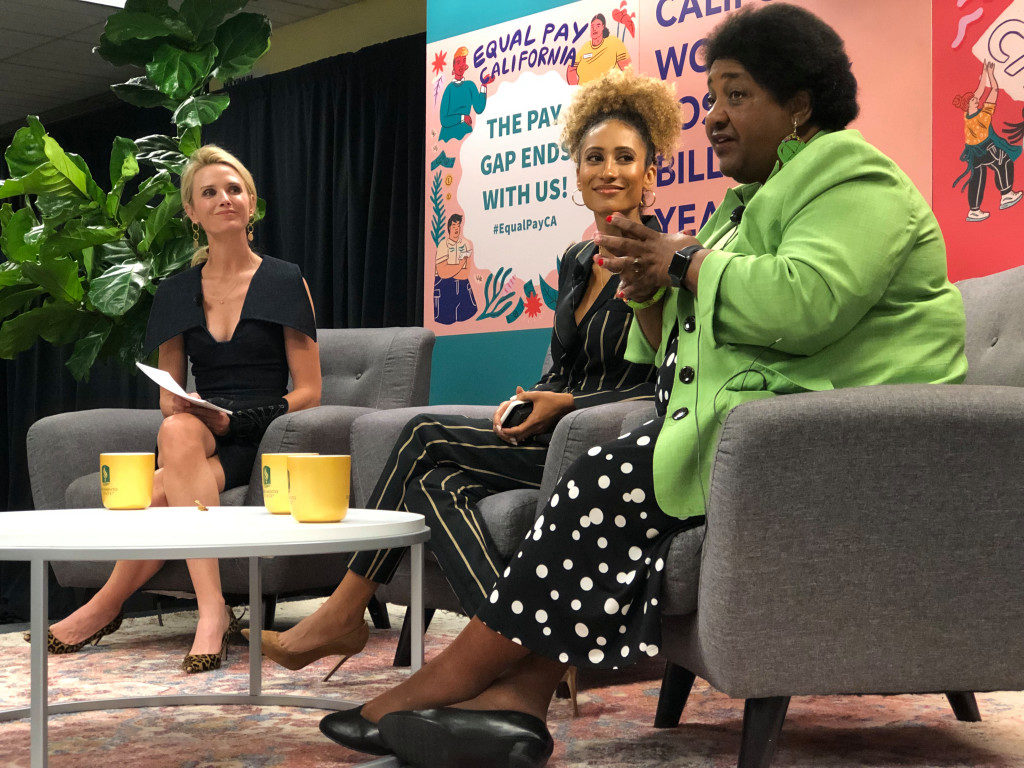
703, 3, 859, 131
592, 13, 610, 38
447, 213, 463, 231
578, 110, 657, 167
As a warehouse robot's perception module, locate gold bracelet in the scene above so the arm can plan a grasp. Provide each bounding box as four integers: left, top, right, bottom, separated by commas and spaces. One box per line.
625, 286, 666, 311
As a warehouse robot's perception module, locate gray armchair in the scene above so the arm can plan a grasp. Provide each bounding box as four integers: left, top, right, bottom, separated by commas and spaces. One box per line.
27, 326, 434, 621
649, 266, 1024, 767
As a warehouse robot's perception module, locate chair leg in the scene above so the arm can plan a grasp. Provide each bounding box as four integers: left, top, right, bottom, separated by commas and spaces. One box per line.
393, 607, 435, 667
367, 595, 391, 630
946, 692, 982, 722
263, 594, 277, 630
737, 696, 790, 768
654, 662, 697, 728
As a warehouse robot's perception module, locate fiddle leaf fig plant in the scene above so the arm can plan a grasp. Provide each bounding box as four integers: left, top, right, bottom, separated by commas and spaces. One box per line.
0, 0, 270, 380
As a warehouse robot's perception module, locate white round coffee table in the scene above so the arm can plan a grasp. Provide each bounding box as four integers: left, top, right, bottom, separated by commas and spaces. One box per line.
0, 505, 430, 768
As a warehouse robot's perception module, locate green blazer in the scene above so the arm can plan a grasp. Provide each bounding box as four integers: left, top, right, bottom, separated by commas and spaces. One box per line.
625, 130, 968, 520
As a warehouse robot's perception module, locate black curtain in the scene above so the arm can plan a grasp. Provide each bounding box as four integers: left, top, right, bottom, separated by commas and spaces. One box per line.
207, 34, 426, 329
0, 33, 425, 619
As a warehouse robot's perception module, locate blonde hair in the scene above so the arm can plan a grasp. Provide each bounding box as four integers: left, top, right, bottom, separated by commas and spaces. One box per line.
180, 145, 258, 266
560, 69, 682, 166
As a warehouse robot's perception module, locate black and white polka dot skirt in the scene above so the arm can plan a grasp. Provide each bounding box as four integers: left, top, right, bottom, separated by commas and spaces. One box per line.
475, 336, 703, 669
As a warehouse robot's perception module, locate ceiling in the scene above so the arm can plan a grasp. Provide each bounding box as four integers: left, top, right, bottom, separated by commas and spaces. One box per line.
0, 0, 361, 137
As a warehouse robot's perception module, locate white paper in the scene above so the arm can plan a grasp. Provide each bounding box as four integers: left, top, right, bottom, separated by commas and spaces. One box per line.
135, 362, 233, 414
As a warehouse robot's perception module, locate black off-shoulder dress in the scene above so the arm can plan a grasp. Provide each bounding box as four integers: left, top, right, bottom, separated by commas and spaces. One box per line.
143, 255, 317, 489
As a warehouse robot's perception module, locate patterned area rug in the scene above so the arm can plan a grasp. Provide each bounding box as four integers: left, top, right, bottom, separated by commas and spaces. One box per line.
1, 600, 1022, 768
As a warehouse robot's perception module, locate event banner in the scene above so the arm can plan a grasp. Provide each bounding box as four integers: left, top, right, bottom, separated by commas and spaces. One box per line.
424, 0, 933, 336
933, 0, 1024, 281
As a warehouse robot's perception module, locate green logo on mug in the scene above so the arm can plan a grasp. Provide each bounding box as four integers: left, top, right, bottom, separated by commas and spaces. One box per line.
263, 466, 271, 486
101, 465, 111, 484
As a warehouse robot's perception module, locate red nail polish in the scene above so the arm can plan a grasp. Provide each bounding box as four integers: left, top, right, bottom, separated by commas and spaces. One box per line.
606, 215, 613, 222
596, 257, 604, 266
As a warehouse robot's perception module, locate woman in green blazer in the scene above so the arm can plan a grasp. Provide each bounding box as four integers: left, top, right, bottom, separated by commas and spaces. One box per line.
317, 5, 967, 767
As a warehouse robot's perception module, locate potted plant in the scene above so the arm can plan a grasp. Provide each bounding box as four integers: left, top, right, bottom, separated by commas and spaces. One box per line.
0, 0, 271, 379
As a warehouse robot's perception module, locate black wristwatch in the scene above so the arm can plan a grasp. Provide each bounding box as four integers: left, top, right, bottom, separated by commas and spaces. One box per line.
668, 244, 702, 287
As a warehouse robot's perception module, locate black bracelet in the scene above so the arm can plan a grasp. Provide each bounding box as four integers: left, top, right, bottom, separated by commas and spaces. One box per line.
227, 398, 289, 440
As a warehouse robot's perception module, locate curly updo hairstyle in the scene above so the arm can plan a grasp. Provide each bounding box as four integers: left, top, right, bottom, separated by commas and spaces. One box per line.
560, 69, 682, 168
703, 3, 859, 131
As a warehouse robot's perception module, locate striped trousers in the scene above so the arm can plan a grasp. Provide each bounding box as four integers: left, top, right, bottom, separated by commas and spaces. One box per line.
347, 414, 550, 615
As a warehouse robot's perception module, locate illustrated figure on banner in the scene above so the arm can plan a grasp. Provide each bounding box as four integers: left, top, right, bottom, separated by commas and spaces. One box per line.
566, 13, 631, 85
954, 60, 1023, 221
434, 213, 479, 324
439, 46, 490, 142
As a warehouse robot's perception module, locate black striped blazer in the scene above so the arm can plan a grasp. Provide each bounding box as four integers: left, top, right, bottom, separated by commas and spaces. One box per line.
531, 216, 659, 407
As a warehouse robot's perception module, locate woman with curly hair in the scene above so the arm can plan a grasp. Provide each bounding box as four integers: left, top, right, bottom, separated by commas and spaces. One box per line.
256, 70, 679, 699
318, 4, 968, 767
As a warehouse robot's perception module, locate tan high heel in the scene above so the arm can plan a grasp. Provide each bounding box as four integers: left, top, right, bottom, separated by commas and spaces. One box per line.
182, 606, 236, 674
242, 622, 370, 682
555, 666, 580, 717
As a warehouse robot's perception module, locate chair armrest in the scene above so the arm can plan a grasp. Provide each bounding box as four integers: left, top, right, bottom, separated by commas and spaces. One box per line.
27, 408, 163, 510
538, 400, 657, 507
695, 384, 1024, 696
243, 405, 379, 504
350, 405, 495, 507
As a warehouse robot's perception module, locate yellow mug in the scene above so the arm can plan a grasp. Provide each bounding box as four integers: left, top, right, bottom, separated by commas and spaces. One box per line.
261, 452, 319, 514
287, 454, 351, 523
99, 452, 155, 510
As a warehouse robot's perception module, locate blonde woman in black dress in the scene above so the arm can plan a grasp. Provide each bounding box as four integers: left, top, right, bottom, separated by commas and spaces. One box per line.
36, 146, 321, 673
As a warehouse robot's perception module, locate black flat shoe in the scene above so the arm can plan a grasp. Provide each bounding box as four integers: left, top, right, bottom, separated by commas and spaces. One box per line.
378, 708, 553, 768
319, 705, 391, 756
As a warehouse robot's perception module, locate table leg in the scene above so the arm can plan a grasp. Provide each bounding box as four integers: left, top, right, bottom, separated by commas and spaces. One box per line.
30, 558, 48, 768
410, 543, 424, 672
249, 556, 262, 697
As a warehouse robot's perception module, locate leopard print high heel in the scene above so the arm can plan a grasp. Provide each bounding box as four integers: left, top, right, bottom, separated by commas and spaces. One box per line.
182, 606, 237, 674
23, 613, 124, 655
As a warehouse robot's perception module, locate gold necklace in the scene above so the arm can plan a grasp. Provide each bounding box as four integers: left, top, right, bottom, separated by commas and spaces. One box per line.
203, 271, 246, 305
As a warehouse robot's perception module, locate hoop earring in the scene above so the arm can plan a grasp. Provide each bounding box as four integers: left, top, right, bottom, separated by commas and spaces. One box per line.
192, 221, 201, 249
247, 217, 255, 242
641, 188, 656, 209
571, 189, 586, 207
777, 118, 805, 164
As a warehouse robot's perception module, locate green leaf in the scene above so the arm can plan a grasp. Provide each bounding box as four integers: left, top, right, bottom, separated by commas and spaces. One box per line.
67, 322, 113, 381
172, 92, 230, 131
155, 236, 195, 278
103, 10, 193, 45
41, 136, 89, 197
0, 304, 49, 357
88, 261, 151, 317
0, 285, 44, 319
0, 166, 67, 200
34, 192, 95, 223
39, 224, 123, 261
212, 13, 271, 82
146, 43, 217, 100
96, 34, 165, 68
141, 190, 181, 252
135, 134, 187, 174
0, 262, 27, 289
22, 256, 84, 303
120, 169, 172, 224
37, 302, 88, 346
107, 137, 141, 218
179, 126, 201, 157
180, 0, 247, 44
4, 117, 48, 177
95, 239, 137, 265
0, 206, 40, 262
254, 196, 267, 223
110, 76, 175, 109
539, 274, 559, 311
